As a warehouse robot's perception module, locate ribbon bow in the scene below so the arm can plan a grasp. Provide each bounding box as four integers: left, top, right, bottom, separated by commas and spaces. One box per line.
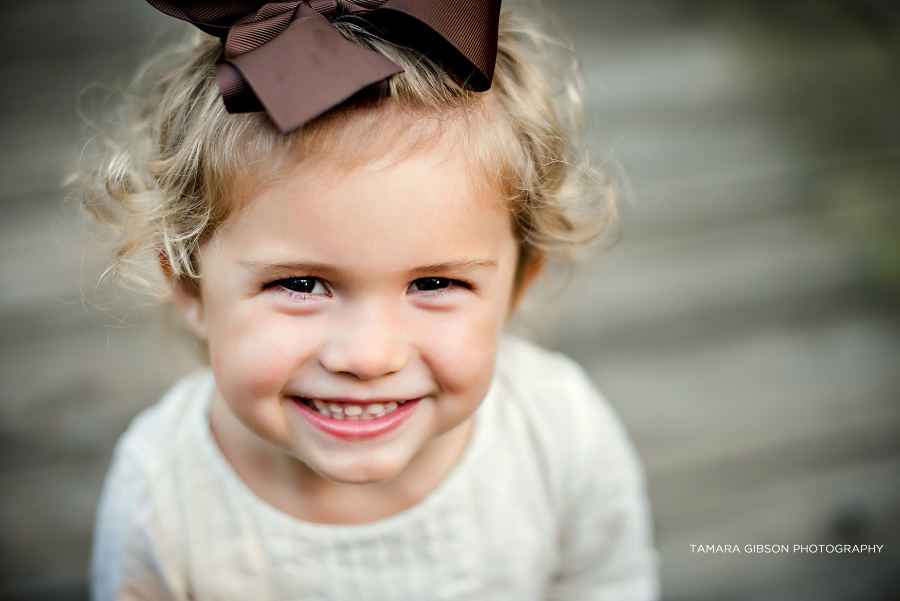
146, 0, 502, 133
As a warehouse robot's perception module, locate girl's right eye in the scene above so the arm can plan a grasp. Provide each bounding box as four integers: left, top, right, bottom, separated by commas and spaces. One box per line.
267, 277, 328, 297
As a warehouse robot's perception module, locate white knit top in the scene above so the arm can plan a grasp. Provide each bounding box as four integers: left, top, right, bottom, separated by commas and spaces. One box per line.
90, 336, 659, 600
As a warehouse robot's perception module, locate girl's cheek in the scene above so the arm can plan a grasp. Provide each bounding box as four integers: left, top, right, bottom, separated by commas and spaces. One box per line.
219, 313, 313, 398
418, 310, 497, 391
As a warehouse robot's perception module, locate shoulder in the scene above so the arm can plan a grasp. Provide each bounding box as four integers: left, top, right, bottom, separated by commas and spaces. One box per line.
99, 369, 215, 521
91, 370, 214, 599
494, 335, 633, 459
496, 335, 597, 397
493, 337, 659, 599
97, 368, 215, 517
115, 369, 215, 474
491, 336, 647, 503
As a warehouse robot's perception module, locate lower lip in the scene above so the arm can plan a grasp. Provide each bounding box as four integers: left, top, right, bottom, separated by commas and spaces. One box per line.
292, 398, 422, 440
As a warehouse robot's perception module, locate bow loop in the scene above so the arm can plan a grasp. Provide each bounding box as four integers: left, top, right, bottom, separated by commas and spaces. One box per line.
223, 3, 298, 59
308, 0, 387, 17
146, 0, 502, 133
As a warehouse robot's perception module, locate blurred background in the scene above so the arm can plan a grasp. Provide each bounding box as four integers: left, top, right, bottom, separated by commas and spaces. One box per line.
2, 0, 900, 599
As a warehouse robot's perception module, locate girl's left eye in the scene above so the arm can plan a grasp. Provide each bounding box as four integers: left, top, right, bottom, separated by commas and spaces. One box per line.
408, 277, 451, 292
268, 277, 328, 296
407, 277, 467, 293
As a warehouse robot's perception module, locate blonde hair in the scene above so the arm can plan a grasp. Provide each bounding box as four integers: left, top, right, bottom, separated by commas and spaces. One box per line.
83, 11, 616, 295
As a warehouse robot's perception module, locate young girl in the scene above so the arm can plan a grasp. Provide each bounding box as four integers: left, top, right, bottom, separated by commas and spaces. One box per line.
86, 1, 659, 599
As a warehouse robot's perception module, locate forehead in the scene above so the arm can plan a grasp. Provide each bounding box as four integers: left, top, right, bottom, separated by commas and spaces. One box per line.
215, 122, 516, 272
219, 91, 522, 231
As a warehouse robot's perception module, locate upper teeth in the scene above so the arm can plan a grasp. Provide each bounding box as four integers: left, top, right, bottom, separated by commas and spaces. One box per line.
309, 398, 404, 420
343, 405, 363, 417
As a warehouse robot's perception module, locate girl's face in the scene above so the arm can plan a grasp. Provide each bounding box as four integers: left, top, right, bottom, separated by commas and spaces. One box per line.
176, 127, 525, 485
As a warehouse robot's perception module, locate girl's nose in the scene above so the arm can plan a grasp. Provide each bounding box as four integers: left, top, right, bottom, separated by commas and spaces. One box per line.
318, 303, 411, 380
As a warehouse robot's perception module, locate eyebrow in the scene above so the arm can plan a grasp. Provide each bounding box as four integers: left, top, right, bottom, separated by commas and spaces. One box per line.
411, 260, 497, 273
239, 260, 338, 274
238, 259, 497, 274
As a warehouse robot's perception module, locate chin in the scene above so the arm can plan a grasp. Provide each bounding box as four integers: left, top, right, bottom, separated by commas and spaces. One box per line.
307, 453, 406, 485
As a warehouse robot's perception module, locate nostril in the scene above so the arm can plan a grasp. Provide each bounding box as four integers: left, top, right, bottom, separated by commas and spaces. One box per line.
343, 355, 406, 380
319, 340, 409, 379
318, 310, 411, 378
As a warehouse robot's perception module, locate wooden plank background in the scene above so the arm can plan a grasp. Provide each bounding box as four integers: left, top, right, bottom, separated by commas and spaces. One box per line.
1, 0, 899, 599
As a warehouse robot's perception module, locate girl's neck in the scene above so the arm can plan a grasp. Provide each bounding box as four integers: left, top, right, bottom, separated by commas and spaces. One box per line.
208, 391, 474, 524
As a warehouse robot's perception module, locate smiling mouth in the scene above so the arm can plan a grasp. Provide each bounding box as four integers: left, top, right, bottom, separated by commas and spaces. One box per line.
292, 396, 422, 440
298, 398, 410, 421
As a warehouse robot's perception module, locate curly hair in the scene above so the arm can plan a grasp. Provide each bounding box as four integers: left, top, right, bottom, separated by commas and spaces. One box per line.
82, 10, 616, 297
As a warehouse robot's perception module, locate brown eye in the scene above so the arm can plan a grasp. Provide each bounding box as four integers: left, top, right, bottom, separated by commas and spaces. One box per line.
408, 277, 452, 292
271, 277, 327, 295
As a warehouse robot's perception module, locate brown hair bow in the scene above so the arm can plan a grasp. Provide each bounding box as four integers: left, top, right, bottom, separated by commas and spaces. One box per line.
146, 0, 502, 133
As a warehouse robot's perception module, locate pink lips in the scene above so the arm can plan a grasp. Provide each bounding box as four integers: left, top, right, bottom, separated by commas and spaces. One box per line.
292, 398, 422, 440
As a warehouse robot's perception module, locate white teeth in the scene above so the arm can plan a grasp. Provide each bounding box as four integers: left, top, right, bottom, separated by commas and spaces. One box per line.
343, 404, 363, 417
309, 398, 407, 420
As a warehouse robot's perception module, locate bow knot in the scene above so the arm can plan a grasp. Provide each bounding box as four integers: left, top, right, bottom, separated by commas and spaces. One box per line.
307, 0, 388, 17
146, 0, 502, 133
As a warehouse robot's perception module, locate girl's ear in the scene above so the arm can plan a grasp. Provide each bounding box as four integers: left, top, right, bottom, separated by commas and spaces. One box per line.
511, 254, 545, 310
159, 253, 208, 340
